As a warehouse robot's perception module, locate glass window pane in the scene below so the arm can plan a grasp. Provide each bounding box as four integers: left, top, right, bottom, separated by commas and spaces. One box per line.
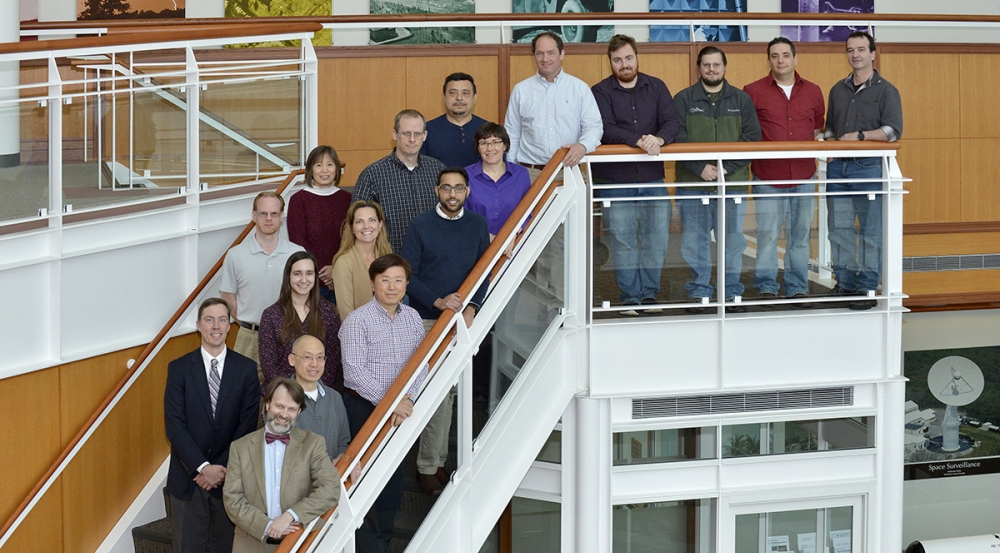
722, 423, 763, 458
536, 430, 562, 464
613, 498, 716, 553
821, 417, 875, 450
736, 506, 853, 553
613, 427, 717, 465
511, 497, 560, 553
770, 420, 819, 454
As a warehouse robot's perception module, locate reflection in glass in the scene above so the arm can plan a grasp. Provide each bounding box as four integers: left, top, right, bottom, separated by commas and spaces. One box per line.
536, 430, 561, 464
613, 427, 717, 465
736, 505, 853, 553
613, 498, 716, 553
723, 417, 875, 458
512, 497, 560, 553
1, 100, 49, 222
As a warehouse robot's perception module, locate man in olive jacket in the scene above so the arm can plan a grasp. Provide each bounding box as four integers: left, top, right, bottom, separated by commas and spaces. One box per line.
673, 46, 761, 311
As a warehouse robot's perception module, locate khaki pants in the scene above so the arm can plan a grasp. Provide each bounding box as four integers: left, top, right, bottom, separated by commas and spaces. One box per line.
234, 326, 262, 385
417, 318, 456, 475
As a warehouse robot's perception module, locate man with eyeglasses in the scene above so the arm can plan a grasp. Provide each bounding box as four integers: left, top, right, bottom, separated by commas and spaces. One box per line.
591, 34, 681, 316
401, 166, 490, 496
339, 253, 427, 550
355, 109, 447, 253
421, 72, 487, 168
673, 46, 761, 313
289, 334, 350, 463
220, 191, 304, 381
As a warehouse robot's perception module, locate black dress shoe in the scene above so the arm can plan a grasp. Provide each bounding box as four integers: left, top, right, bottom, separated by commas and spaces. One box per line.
848, 299, 877, 311
787, 293, 813, 309
418, 472, 443, 495
435, 467, 449, 486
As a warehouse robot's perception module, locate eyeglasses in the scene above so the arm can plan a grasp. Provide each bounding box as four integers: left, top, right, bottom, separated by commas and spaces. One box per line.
292, 353, 325, 364
700, 62, 724, 69
478, 139, 504, 149
377, 277, 406, 286
438, 184, 468, 193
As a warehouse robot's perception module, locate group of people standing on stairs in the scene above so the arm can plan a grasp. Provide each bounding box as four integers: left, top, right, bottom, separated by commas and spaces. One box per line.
160, 26, 902, 553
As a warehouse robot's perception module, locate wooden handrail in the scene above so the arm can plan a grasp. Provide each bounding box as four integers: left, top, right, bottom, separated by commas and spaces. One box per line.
0, 170, 304, 541
21, 12, 1000, 31
1, 22, 322, 56
591, 141, 901, 155
278, 150, 569, 552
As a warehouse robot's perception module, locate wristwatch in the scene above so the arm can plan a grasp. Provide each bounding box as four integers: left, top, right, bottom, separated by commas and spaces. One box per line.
857, 131, 865, 141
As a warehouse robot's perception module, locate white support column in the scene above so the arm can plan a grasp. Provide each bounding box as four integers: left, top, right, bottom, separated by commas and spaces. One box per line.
572, 397, 611, 553
877, 378, 905, 553
185, 46, 201, 192
0, 0, 19, 169
303, 41, 319, 158
332, 0, 370, 46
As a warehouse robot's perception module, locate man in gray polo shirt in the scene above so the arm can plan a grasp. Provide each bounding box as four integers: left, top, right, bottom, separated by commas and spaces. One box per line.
220, 191, 304, 384
290, 334, 350, 462
824, 31, 903, 310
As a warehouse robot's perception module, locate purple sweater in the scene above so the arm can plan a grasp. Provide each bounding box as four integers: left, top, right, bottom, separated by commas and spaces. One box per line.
286, 188, 352, 268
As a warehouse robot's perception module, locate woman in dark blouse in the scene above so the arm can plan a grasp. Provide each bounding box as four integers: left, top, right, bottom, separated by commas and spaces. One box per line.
258, 251, 343, 392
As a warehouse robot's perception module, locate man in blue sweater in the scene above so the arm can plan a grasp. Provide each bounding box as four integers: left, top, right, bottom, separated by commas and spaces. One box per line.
401, 166, 490, 495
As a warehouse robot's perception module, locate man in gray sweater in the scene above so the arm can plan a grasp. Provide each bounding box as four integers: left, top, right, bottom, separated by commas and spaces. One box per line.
290, 334, 351, 462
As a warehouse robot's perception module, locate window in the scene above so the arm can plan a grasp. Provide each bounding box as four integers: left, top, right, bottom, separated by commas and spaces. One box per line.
722, 417, 875, 458
613, 498, 716, 553
613, 427, 717, 465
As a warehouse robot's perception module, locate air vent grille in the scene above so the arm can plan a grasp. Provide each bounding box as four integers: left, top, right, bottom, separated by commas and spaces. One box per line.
632, 387, 854, 419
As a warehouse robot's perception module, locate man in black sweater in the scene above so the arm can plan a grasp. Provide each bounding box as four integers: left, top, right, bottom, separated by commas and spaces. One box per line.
401, 166, 490, 495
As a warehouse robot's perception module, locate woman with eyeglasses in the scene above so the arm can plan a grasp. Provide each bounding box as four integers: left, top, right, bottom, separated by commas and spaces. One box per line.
258, 251, 343, 393
330, 200, 394, 320
464, 122, 532, 244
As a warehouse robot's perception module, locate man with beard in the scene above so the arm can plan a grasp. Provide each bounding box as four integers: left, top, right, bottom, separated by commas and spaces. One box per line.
401, 166, 490, 495
355, 109, 447, 253
220, 191, 305, 382
591, 34, 681, 316
223, 378, 339, 553
164, 297, 260, 553
673, 46, 761, 313
421, 73, 487, 168
824, 31, 902, 310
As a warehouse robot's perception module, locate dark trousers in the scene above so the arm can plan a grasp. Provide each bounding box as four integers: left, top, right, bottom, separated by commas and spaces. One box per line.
343, 391, 405, 553
169, 487, 234, 553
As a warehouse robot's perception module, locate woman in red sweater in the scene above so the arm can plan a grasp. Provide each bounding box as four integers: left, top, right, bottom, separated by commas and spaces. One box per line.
287, 145, 352, 303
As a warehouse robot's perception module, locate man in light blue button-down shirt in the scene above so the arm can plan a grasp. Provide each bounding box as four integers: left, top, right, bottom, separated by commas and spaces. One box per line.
505, 31, 603, 173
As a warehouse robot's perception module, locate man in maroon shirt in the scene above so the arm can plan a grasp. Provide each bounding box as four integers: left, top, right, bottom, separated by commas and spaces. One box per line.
743, 37, 825, 307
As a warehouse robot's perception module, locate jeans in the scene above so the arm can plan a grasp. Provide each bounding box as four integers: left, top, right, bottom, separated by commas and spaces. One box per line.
599, 185, 671, 303
752, 179, 815, 296
825, 157, 883, 292
675, 187, 747, 299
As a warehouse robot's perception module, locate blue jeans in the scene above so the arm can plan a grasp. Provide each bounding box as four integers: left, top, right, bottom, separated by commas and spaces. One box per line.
599, 186, 670, 303
826, 158, 883, 292
675, 187, 747, 299
753, 180, 815, 296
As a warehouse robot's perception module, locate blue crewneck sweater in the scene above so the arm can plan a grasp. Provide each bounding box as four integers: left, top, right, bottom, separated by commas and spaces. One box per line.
401, 208, 491, 320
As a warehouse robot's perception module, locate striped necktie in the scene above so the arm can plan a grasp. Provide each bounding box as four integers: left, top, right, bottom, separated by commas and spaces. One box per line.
209, 358, 221, 417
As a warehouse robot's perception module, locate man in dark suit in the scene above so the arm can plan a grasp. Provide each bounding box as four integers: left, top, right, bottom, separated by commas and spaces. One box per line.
164, 297, 261, 553
223, 378, 340, 553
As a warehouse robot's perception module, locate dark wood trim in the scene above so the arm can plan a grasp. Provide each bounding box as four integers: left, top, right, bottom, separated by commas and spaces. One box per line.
62, 196, 186, 225
498, 44, 511, 124
904, 222, 1000, 235
499, 500, 513, 553
0, 218, 49, 237
904, 292, 1000, 312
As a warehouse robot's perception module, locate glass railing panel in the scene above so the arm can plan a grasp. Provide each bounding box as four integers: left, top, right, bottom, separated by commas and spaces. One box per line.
590, 152, 894, 316
61, 83, 186, 211
613, 498, 716, 553
199, 77, 303, 186
484, 221, 565, 425
1, 97, 49, 223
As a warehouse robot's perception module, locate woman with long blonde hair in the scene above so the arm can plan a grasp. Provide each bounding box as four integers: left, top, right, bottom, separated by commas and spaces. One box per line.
331, 200, 393, 320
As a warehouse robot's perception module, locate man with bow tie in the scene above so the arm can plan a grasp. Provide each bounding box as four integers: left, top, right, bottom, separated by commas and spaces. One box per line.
164, 297, 261, 553
224, 377, 339, 552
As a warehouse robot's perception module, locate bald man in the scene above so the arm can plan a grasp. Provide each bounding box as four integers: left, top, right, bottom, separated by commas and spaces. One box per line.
289, 335, 350, 462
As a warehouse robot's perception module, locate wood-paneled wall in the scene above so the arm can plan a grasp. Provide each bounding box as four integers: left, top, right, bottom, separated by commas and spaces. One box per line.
0, 332, 201, 553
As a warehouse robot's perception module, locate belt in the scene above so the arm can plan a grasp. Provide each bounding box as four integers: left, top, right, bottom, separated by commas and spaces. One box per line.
238, 321, 260, 331
520, 163, 546, 171
265, 537, 282, 545
344, 387, 363, 399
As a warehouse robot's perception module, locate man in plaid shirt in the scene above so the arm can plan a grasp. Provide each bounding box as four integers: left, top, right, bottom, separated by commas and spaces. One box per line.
354, 109, 446, 253
338, 253, 426, 551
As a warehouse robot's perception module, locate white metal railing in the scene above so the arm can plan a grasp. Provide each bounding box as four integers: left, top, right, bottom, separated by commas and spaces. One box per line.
585, 146, 908, 318
0, 29, 318, 228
